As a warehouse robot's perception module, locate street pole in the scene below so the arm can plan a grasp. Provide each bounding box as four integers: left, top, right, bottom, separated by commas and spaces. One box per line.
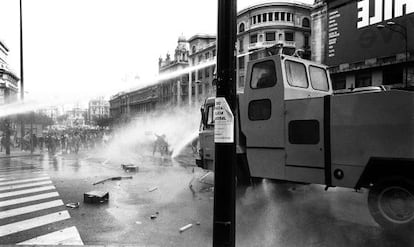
213, 0, 237, 246
20, 0, 25, 150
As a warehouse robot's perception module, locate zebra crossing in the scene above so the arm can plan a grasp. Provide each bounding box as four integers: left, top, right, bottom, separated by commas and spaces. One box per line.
0, 166, 83, 245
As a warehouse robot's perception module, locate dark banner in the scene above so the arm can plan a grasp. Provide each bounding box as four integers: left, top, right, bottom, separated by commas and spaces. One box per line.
326, 0, 414, 66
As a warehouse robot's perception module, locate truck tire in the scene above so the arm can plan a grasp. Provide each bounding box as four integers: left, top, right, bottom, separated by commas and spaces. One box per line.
368, 177, 414, 230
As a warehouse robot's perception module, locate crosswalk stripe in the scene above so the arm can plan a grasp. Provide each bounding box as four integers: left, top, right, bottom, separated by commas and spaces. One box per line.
0, 176, 50, 186
0, 171, 45, 179
0, 185, 55, 199
0, 210, 70, 237
0, 199, 64, 219
17, 226, 84, 245
0, 192, 59, 207
0, 174, 48, 182
0, 181, 52, 192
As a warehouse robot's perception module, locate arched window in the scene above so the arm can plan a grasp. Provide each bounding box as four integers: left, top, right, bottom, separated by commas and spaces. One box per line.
239, 23, 245, 33
302, 17, 310, 27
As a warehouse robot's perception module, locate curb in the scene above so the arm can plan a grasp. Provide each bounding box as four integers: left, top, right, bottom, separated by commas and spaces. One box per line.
0, 154, 42, 159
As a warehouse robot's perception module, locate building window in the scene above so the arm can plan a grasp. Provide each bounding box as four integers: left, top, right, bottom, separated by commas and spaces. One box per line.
198, 69, 203, 80
239, 39, 244, 52
275, 12, 279, 21
257, 14, 261, 23
332, 75, 346, 90
239, 75, 245, 88
304, 35, 310, 48
198, 55, 203, 63
192, 46, 196, 54
239, 23, 245, 33
355, 71, 372, 87
212, 49, 216, 57
205, 67, 210, 77
268, 13, 273, 21
249, 52, 258, 60
253, 16, 257, 24
302, 17, 310, 27
205, 52, 210, 60
263, 13, 267, 22
383, 65, 403, 85
287, 13, 291, 22
281, 12, 285, 21
238, 56, 245, 69
265, 32, 275, 41
250, 34, 258, 44
285, 32, 294, 41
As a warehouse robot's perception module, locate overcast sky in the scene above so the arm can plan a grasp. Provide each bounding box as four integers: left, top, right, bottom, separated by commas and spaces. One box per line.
0, 0, 313, 105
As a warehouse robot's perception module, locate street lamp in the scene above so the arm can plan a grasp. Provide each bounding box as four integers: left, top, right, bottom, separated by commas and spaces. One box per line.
377, 21, 409, 88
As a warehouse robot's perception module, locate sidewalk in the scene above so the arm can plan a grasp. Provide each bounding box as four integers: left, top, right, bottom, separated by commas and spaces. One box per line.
0, 149, 42, 159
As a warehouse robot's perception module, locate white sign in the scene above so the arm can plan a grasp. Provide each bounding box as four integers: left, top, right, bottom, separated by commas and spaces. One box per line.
214, 97, 234, 143
357, 0, 414, 29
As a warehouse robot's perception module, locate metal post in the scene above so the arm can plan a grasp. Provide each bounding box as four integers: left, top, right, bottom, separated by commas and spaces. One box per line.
213, 0, 237, 246
20, 0, 25, 150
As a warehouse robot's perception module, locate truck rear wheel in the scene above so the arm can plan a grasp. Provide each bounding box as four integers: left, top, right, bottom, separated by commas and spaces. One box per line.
368, 177, 414, 230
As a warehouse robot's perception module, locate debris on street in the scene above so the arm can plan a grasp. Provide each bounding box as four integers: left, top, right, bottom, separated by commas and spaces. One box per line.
93, 176, 133, 185
84, 191, 109, 204
148, 186, 158, 192
135, 221, 142, 225
150, 211, 159, 220
121, 164, 139, 172
179, 224, 193, 233
65, 202, 80, 208
196, 221, 200, 225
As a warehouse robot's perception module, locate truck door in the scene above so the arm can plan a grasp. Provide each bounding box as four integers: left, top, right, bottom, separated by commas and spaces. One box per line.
199, 101, 215, 170
239, 57, 286, 179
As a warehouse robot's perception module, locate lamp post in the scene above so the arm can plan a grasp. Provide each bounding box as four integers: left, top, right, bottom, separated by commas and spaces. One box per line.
20, 0, 25, 150
377, 21, 409, 88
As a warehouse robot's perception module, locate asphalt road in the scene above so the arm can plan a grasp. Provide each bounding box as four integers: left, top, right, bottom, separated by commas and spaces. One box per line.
0, 149, 412, 246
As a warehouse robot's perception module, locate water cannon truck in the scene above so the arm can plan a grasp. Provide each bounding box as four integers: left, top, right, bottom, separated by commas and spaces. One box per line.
196, 54, 414, 230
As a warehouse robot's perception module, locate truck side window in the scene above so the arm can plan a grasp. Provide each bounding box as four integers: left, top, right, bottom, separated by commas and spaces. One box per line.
250, 60, 276, 89
248, 99, 271, 120
206, 105, 214, 129
309, 65, 329, 91
285, 60, 308, 88
288, 120, 319, 144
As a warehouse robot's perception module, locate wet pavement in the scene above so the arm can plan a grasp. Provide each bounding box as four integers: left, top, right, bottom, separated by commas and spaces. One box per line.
0, 149, 412, 246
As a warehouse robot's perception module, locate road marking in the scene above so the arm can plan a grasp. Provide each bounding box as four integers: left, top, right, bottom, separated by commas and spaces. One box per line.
0, 185, 55, 199
0, 171, 46, 179
0, 180, 52, 192
0, 176, 50, 186
0, 199, 63, 219
17, 226, 83, 245
0, 192, 59, 207
0, 210, 70, 237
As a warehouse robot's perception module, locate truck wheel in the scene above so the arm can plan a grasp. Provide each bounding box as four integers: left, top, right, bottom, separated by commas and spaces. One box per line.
368, 177, 414, 230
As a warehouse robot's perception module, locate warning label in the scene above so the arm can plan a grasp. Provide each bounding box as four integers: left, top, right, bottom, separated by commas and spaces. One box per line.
214, 97, 234, 143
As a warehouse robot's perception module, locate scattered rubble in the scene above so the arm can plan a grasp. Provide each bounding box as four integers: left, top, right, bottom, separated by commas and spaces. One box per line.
121, 164, 139, 172
84, 191, 109, 204
65, 202, 80, 208
150, 211, 159, 220
148, 186, 158, 192
179, 224, 193, 233
93, 176, 133, 185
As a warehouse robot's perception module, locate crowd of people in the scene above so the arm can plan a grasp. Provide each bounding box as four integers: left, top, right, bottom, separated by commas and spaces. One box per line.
1, 128, 112, 155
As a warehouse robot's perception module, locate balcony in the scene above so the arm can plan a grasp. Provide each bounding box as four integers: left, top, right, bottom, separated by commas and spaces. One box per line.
248, 40, 296, 50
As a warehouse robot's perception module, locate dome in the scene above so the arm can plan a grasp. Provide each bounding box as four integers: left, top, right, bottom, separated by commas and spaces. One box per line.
178, 34, 186, 42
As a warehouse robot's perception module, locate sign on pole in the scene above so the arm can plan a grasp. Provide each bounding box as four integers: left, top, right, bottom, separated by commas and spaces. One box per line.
214, 97, 234, 143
